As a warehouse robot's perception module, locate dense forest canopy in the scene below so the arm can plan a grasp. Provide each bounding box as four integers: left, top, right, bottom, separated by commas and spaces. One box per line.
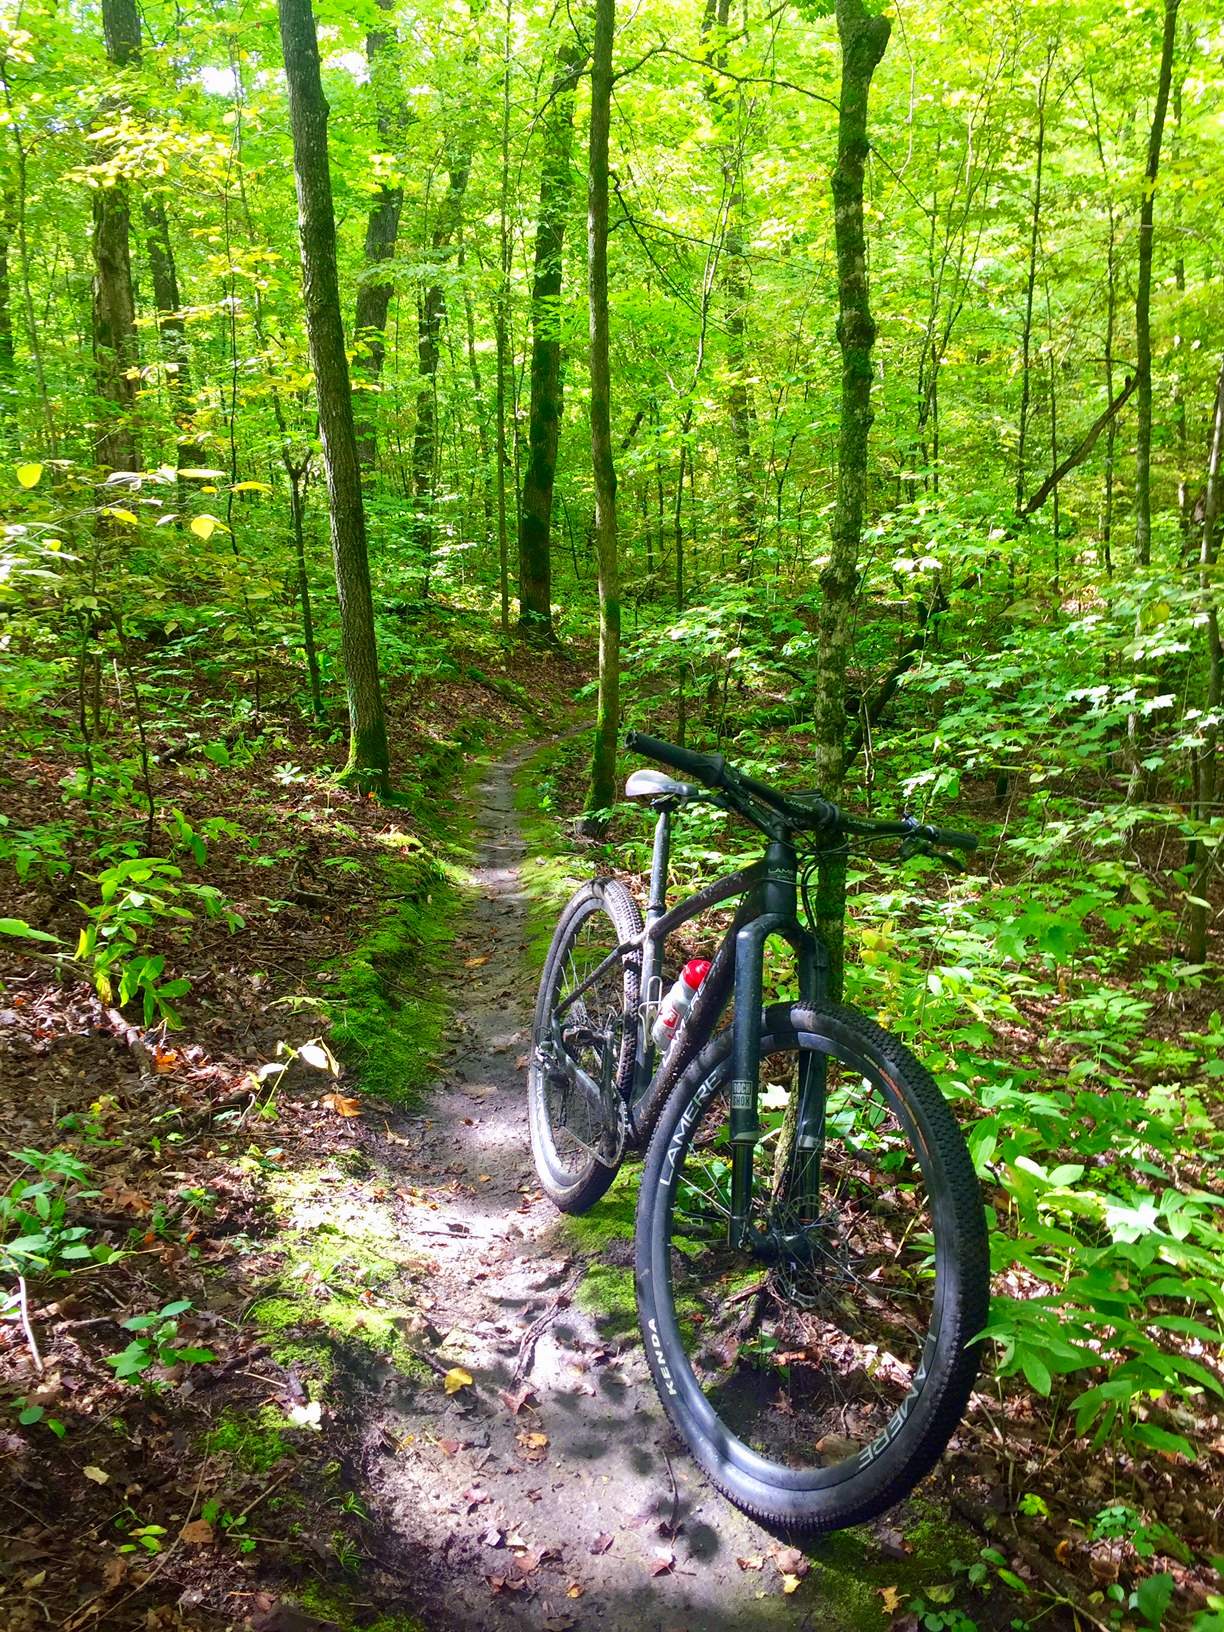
2, 0, 1224, 1622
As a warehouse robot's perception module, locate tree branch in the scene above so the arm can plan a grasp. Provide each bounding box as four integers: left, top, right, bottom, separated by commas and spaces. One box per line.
1021, 374, 1136, 517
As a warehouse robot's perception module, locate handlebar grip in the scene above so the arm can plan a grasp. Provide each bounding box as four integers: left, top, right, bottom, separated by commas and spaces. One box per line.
624, 731, 728, 791
925, 827, 979, 852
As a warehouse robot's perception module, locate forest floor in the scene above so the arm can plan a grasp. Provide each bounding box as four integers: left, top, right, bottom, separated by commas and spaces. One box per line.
0, 645, 1011, 1632
2, 636, 1215, 1631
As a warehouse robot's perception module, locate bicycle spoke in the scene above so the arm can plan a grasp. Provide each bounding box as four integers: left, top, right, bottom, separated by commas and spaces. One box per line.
664, 1048, 940, 1471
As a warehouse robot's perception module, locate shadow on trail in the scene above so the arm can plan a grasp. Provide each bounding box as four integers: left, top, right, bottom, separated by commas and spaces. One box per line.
308, 747, 999, 1632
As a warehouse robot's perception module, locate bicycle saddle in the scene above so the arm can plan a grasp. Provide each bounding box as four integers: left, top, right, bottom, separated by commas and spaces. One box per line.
625, 769, 698, 803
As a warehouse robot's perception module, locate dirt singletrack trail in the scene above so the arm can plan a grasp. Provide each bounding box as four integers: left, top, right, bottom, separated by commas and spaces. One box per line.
337, 747, 970, 1632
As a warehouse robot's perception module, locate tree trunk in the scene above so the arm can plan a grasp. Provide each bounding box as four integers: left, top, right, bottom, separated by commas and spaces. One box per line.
1016, 44, 1054, 518
353, 0, 407, 470
0, 192, 14, 429
1087, 77, 1119, 576
278, 0, 390, 790
1185, 356, 1223, 963
811, 0, 890, 998
710, 0, 757, 575
585, 0, 619, 822
518, 34, 586, 639
287, 454, 326, 723
143, 198, 204, 470
1134, 0, 1181, 568
495, 0, 512, 635
411, 160, 470, 594
91, 0, 143, 474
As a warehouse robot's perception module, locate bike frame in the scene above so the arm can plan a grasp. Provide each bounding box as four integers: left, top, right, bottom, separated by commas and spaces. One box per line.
556, 799, 835, 1247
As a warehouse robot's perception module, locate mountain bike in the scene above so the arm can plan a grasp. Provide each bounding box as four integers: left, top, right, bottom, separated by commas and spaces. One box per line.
527, 731, 990, 1532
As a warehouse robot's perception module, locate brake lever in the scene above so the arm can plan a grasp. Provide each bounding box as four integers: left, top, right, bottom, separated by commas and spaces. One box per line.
899, 836, 967, 873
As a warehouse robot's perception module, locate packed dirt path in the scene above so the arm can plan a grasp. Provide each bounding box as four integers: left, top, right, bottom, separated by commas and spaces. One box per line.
338, 748, 976, 1632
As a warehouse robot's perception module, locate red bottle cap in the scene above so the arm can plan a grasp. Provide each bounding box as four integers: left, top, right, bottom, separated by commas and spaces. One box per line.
681, 958, 712, 989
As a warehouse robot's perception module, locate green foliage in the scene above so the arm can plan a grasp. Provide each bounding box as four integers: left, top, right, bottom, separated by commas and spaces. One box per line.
75, 856, 242, 1025
0, 1147, 112, 1279
104, 1299, 216, 1382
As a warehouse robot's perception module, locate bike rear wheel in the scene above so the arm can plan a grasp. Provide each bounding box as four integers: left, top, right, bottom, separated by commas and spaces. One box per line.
528, 880, 642, 1213
635, 1002, 988, 1531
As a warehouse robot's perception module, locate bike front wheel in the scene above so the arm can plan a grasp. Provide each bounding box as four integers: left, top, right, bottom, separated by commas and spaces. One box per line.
528, 879, 642, 1214
635, 1002, 989, 1532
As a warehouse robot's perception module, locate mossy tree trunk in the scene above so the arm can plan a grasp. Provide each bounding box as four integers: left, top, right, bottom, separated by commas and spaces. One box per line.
353, 0, 407, 471
144, 198, 204, 472
812, 0, 890, 998
585, 0, 619, 822
518, 33, 587, 640
411, 160, 470, 594
1134, 0, 1181, 569
278, 0, 390, 791
92, 0, 142, 474
1185, 355, 1223, 963
713, 0, 757, 576
0, 192, 15, 427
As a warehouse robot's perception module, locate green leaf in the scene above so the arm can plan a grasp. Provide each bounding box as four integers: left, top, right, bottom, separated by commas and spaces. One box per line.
1135, 1572, 1175, 1627
1132, 1422, 1196, 1460
15, 461, 43, 488
1020, 1350, 1052, 1396
0, 917, 61, 944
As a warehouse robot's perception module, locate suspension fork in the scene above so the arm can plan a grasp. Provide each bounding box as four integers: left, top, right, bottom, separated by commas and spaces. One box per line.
728, 841, 829, 1245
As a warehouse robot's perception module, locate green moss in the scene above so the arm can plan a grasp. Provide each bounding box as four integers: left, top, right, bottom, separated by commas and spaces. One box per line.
324, 845, 450, 1108
207, 1407, 293, 1475
298, 1583, 425, 1632
325, 718, 491, 1109
562, 1164, 639, 1253
247, 1174, 433, 1386
795, 1496, 986, 1630
575, 1263, 637, 1337
511, 738, 590, 976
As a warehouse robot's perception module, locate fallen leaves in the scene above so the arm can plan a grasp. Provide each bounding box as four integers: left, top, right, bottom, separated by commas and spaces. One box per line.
515, 1429, 548, 1463
773, 1545, 810, 1596
180, 1518, 215, 1546
321, 1092, 361, 1117
589, 1533, 614, 1556
879, 1584, 905, 1614
102, 1187, 154, 1220
442, 1367, 474, 1395
82, 1465, 110, 1485
464, 955, 491, 968
486, 1573, 528, 1594
877, 1527, 914, 1562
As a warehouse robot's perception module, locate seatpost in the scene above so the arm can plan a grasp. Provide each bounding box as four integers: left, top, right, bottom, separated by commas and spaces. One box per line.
647, 807, 672, 920
631, 806, 671, 1104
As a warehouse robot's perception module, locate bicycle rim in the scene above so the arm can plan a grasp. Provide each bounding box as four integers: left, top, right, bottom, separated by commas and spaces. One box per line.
534, 896, 633, 1183
657, 1034, 951, 1487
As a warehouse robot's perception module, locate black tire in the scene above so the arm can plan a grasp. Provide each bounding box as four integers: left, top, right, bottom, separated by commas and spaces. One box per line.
635, 1003, 989, 1532
528, 879, 642, 1214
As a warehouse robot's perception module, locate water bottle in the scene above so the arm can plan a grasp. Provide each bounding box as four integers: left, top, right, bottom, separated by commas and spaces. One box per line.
651, 958, 711, 1050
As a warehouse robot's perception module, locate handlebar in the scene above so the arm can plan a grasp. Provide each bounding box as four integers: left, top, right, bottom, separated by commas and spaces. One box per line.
625, 730, 978, 853
623, 732, 730, 791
